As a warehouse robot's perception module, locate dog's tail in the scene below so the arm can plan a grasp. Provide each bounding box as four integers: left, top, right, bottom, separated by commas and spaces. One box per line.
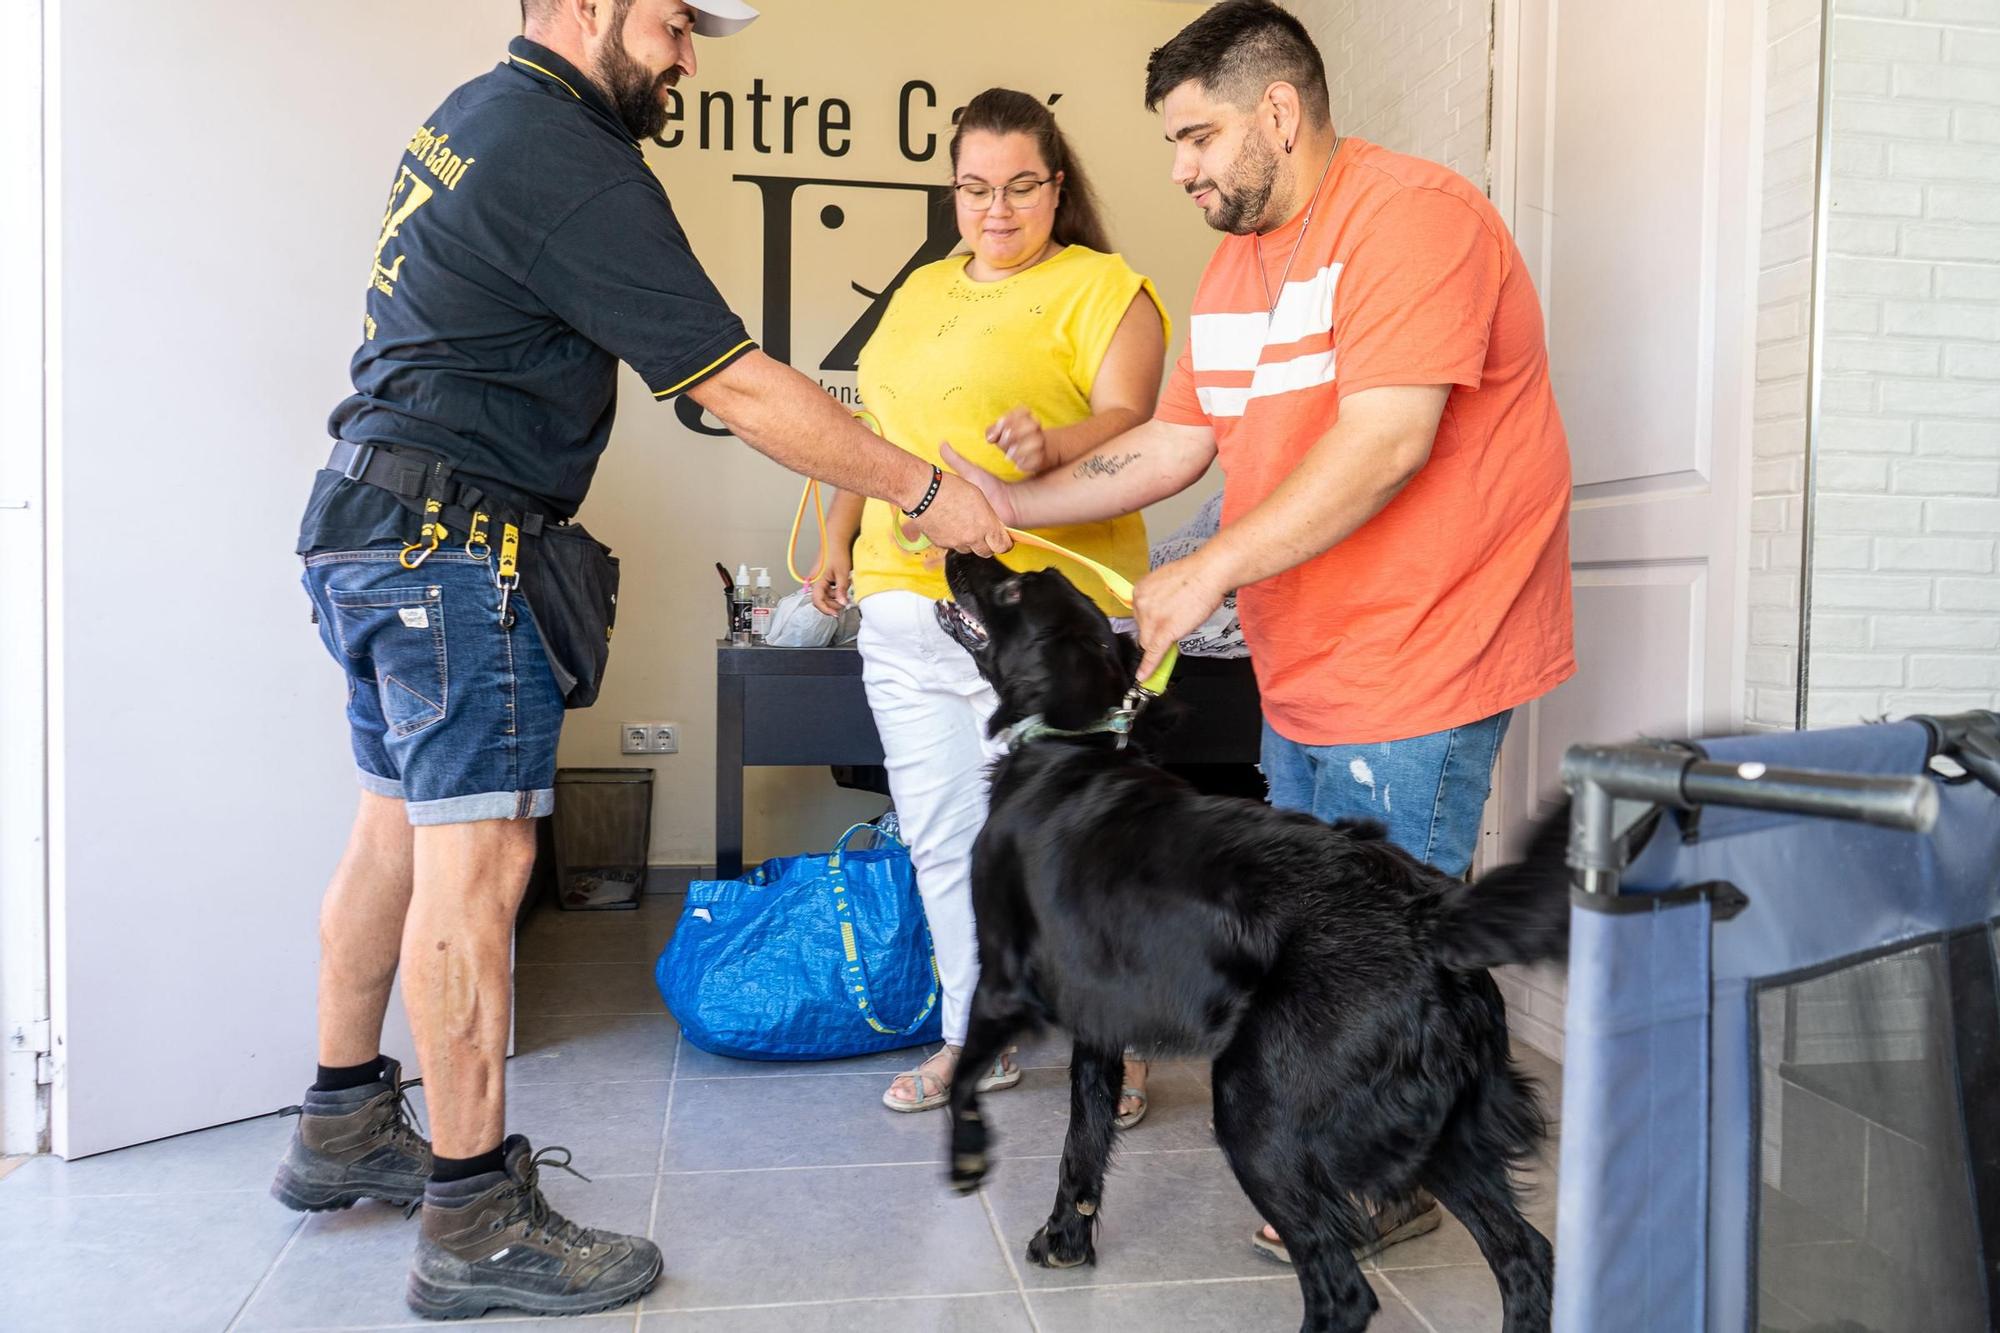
1430, 801, 1572, 971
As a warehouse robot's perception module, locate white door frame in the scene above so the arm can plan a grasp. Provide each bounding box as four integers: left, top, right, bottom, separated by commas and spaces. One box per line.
0, 0, 54, 1158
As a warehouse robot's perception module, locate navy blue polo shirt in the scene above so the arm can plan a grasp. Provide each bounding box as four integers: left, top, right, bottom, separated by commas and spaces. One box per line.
298, 38, 755, 552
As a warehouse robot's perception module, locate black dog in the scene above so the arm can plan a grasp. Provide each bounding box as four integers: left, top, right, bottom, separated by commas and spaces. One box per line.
935, 552, 1570, 1333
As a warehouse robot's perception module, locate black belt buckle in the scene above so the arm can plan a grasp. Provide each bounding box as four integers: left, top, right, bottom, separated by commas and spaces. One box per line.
338, 442, 376, 482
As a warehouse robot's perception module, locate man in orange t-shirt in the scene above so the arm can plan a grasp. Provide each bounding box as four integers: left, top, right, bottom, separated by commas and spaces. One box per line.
944, 0, 1573, 1259
951, 0, 1572, 873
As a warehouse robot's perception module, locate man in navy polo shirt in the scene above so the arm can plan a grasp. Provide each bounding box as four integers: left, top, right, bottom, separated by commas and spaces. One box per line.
277, 1, 1009, 1319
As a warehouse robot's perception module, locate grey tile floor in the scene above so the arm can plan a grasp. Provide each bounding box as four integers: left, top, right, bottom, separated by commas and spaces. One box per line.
0, 893, 1563, 1332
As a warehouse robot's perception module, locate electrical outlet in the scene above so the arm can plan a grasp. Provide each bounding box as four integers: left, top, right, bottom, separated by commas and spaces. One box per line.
650, 723, 679, 755
620, 723, 651, 755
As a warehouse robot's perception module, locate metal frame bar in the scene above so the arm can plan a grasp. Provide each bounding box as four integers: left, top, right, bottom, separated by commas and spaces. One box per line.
1561, 740, 1938, 895
1795, 0, 1839, 731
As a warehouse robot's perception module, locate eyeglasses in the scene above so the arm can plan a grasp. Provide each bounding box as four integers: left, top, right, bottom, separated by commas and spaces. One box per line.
953, 177, 1055, 210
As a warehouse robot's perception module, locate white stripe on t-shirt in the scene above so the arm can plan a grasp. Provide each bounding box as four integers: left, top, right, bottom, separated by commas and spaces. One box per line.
1188, 263, 1342, 373
1195, 346, 1340, 419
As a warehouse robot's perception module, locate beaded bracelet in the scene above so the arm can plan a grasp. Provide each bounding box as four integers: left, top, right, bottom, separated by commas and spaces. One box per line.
901, 464, 944, 519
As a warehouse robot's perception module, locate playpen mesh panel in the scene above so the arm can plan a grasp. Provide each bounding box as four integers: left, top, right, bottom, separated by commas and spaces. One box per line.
1751, 940, 1985, 1333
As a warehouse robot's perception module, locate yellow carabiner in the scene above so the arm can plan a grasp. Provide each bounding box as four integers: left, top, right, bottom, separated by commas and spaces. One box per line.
464, 510, 491, 561
399, 499, 447, 569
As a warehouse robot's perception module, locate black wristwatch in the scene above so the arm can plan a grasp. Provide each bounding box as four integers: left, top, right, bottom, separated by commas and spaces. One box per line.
902, 464, 944, 519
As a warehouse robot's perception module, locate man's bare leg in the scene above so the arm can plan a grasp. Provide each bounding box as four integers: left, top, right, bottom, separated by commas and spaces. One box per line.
400, 816, 663, 1319
401, 817, 538, 1158
272, 790, 432, 1212
316, 791, 417, 1068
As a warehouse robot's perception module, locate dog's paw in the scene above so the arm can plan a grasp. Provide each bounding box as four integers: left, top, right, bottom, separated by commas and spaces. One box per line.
1026, 1220, 1096, 1269
948, 1106, 989, 1194
949, 1151, 989, 1194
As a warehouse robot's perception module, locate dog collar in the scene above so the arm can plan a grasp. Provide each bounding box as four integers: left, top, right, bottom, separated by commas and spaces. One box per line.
997, 680, 1168, 753
996, 709, 1136, 753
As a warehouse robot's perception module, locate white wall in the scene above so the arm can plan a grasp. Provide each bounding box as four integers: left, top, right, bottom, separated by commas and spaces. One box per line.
1294, 0, 1493, 187
1803, 0, 2000, 725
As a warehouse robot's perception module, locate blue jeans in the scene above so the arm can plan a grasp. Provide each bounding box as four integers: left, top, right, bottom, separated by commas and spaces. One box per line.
302, 546, 564, 825
1260, 711, 1513, 878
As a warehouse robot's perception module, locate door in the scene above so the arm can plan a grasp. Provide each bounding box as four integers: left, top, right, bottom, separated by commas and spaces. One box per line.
1486, 0, 1762, 1048
42, 0, 516, 1158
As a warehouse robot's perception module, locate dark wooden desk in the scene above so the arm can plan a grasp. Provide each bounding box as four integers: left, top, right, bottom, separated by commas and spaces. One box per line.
714, 643, 1263, 878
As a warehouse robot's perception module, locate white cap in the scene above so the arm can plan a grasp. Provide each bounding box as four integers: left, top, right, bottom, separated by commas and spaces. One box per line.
687, 0, 758, 38
735, 563, 749, 583
754, 567, 772, 587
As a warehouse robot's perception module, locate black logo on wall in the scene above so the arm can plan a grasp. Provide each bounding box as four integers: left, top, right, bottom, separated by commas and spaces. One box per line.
671, 176, 957, 438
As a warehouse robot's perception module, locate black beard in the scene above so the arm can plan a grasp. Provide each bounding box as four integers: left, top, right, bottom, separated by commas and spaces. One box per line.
595, 29, 673, 141
1199, 134, 1280, 236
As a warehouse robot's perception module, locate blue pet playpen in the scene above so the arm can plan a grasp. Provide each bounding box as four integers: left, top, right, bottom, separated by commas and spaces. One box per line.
1553, 711, 2000, 1332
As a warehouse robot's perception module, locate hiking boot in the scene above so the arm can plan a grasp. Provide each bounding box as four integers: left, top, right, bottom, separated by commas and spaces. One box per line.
406, 1135, 662, 1321
271, 1057, 432, 1211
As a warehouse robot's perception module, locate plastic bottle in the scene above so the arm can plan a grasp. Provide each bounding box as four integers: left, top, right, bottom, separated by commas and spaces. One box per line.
730, 563, 754, 644
750, 567, 776, 642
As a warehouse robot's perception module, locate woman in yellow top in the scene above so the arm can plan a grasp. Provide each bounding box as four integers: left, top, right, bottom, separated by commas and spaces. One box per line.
810, 88, 1169, 1122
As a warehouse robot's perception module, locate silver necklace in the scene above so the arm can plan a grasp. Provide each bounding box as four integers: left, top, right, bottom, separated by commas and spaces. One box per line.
1255, 139, 1341, 323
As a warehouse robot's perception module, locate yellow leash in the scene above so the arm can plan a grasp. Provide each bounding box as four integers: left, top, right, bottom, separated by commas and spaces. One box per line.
791, 413, 1178, 697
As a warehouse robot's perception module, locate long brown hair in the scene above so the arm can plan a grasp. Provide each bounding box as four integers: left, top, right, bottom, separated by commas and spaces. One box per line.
949, 88, 1114, 255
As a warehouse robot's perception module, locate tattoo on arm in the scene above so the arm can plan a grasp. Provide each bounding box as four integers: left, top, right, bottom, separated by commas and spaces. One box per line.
1074, 452, 1142, 480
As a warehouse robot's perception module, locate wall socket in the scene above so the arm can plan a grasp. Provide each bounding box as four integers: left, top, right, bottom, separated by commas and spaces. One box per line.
620, 722, 680, 755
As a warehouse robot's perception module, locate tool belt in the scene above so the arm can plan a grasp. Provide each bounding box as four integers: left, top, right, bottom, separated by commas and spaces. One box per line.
326, 440, 619, 710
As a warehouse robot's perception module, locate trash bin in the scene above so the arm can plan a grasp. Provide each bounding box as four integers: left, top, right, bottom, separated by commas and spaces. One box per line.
550, 767, 654, 911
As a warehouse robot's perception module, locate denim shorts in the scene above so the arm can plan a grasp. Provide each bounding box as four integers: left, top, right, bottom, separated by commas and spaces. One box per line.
302, 546, 563, 825
1260, 711, 1514, 879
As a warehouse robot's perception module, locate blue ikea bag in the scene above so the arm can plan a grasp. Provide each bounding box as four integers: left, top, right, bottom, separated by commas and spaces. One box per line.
656, 822, 943, 1059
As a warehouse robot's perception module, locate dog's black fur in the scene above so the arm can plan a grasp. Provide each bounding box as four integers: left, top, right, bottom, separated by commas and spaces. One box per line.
935, 553, 1570, 1333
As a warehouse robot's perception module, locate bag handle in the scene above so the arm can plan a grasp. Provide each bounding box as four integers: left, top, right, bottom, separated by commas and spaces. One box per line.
825, 821, 940, 1037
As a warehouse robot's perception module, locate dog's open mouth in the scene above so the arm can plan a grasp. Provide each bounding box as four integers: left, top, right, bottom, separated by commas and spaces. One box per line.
935, 598, 989, 653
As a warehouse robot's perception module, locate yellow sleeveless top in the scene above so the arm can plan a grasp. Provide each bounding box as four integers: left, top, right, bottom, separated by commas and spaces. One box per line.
850, 246, 1170, 614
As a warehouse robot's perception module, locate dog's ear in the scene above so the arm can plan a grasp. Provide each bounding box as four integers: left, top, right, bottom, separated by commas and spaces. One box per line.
1117, 631, 1143, 681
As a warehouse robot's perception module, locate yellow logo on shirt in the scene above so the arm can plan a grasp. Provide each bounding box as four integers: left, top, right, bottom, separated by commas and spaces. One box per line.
406, 124, 476, 191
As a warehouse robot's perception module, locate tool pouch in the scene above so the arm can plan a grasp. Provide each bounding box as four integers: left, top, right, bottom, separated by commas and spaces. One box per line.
519, 521, 621, 710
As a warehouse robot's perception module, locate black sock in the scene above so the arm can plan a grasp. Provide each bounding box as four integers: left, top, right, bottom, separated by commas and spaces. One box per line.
432, 1145, 507, 1184
313, 1057, 386, 1093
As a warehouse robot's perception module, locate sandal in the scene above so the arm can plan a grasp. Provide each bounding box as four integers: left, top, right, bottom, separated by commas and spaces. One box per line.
1249, 1192, 1442, 1264
881, 1046, 1019, 1113
1116, 1052, 1149, 1130
975, 1049, 1024, 1093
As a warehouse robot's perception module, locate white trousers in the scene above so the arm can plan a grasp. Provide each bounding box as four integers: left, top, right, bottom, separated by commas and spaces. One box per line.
857, 592, 1002, 1046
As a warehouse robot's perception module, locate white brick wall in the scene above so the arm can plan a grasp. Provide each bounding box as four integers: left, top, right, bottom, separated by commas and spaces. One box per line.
1291, 0, 1492, 187
1747, 0, 1828, 731
1807, 0, 2000, 726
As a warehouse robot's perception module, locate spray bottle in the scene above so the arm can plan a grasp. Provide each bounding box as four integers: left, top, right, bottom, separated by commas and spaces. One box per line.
750, 567, 776, 642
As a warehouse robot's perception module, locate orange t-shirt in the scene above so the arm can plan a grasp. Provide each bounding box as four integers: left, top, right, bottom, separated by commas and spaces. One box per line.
1157, 138, 1575, 745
